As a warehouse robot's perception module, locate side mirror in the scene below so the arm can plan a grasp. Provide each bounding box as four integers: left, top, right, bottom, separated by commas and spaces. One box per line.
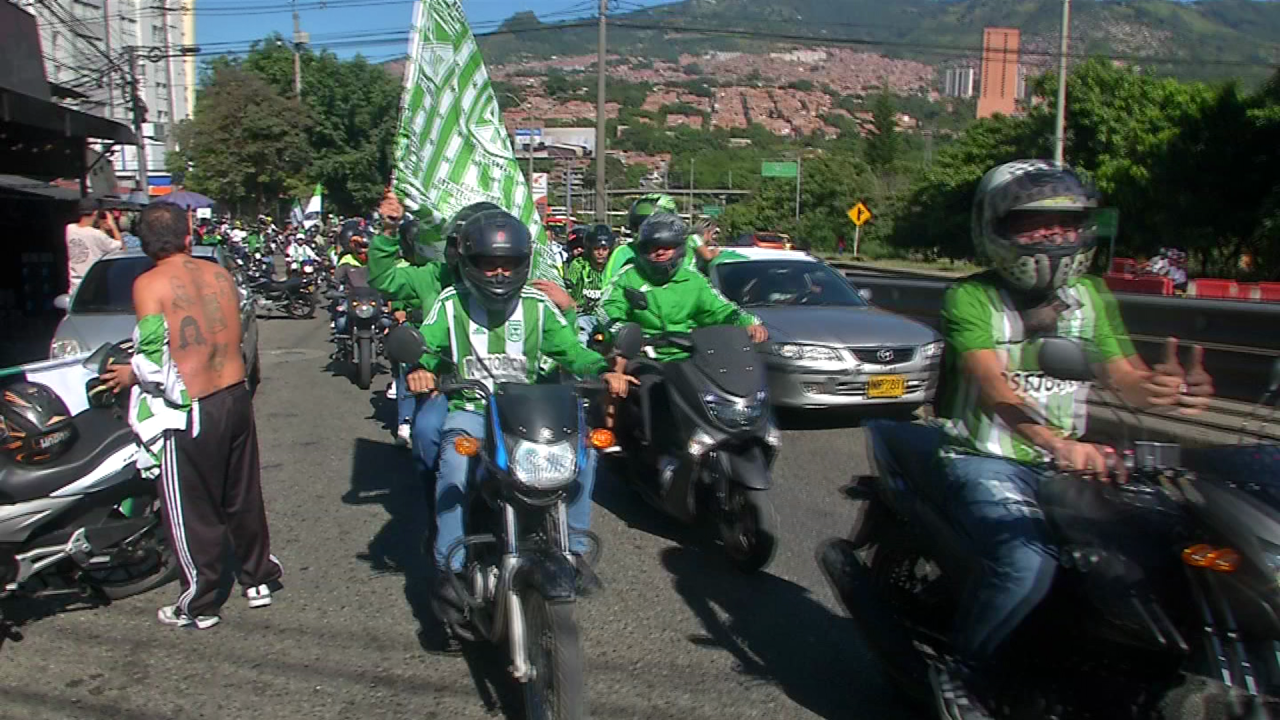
858, 288, 873, 302
54, 294, 70, 311
1037, 337, 1095, 382
385, 324, 428, 365
624, 287, 649, 311
613, 322, 645, 359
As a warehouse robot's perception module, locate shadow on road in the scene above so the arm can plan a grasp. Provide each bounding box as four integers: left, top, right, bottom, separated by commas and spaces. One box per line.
591, 456, 706, 548
660, 545, 910, 720
341, 437, 526, 719
775, 405, 918, 431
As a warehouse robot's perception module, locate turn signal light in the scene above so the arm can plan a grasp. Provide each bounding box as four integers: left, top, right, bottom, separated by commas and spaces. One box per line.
588, 428, 615, 449
454, 436, 481, 457
1182, 544, 1240, 573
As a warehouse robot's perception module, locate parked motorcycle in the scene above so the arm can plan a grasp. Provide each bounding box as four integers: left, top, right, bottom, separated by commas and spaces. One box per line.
818, 337, 1280, 719
385, 326, 610, 720
248, 275, 315, 320
1, 343, 179, 640
610, 309, 781, 573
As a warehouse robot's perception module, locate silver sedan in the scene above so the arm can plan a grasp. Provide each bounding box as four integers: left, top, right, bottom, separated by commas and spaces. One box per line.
709, 248, 943, 410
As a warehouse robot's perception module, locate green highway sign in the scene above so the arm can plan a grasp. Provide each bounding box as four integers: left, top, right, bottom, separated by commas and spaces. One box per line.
1095, 207, 1120, 237
761, 161, 798, 178
702, 205, 723, 217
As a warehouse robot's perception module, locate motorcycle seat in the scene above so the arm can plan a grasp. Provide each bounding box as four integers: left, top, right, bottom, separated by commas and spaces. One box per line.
0, 408, 137, 504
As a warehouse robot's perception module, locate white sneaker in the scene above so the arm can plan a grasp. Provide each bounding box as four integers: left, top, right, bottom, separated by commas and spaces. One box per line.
246, 584, 273, 609
395, 423, 412, 448
385, 382, 398, 400
157, 605, 220, 629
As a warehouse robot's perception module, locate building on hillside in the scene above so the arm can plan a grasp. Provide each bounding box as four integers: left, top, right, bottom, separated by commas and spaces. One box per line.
943, 67, 976, 98
977, 27, 1020, 119
15, 0, 196, 191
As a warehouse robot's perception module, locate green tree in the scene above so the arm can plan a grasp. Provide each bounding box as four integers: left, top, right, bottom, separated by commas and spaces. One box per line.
865, 91, 901, 171
168, 67, 308, 212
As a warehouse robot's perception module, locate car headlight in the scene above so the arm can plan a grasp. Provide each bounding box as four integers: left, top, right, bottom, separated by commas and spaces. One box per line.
921, 340, 944, 359
353, 302, 376, 319
703, 391, 767, 429
770, 342, 841, 363
51, 337, 84, 359
511, 440, 577, 490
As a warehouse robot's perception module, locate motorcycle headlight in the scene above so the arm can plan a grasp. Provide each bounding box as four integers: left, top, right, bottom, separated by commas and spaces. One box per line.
511, 440, 578, 491
770, 342, 841, 363
50, 337, 84, 359
688, 428, 716, 458
303, 265, 315, 274
354, 303, 376, 319
921, 340, 944, 359
1260, 540, 1280, 587
703, 391, 767, 429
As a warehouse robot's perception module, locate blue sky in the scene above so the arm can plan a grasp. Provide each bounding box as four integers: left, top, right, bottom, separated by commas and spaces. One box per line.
196, 0, 672, 63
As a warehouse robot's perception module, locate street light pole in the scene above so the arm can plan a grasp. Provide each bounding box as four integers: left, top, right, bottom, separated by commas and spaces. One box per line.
594, 0, 608, 223
127, 46, 149, 193
1053, 0, 1071, 164
689, 157, 696, 217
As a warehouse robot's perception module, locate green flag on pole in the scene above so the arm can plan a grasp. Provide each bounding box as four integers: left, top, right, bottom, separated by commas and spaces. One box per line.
303, 183, 323, 229
393, 0, 558, 281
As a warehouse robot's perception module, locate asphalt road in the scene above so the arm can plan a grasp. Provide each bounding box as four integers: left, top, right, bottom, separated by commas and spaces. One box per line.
0, 316, 920, 720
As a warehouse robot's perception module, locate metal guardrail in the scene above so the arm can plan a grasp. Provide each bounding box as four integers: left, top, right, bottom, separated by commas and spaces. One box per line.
833, 264, 1280, 403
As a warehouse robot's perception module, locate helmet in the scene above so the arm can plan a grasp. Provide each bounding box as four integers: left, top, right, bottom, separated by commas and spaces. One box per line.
1, 382, 77, 465
632, 214, 688, 285
457, 210, 532, 316
444, 202, 504, 274
628, 193, 678, 235
338, 219, 369, 263
972, 160, 1100, 295
567, 226, 588, 254
586, 224, 615, 250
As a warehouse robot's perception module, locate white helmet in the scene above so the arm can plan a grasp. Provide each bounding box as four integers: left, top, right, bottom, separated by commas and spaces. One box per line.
972, 160, 1100, 294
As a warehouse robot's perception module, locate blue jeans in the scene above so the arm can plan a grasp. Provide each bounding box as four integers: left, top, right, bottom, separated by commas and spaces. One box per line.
411, 393, 449, 478
867, 421, 1056, 662
434, 409, 597, 572
575, 314, 598, 346
395, 367, 415, 425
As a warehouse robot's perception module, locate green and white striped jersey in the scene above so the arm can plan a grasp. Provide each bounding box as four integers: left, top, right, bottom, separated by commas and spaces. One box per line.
418, 286, 609, 412
938, 273, 1128, 464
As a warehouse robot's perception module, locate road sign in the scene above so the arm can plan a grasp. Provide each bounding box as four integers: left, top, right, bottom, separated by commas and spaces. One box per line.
1095, 207, 1119, 237
702, 205, 723, 217
847, 202, 872, 226
761, 161, 798, 178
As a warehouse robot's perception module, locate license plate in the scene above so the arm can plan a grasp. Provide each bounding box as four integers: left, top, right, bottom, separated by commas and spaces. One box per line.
867, 375, 906, 398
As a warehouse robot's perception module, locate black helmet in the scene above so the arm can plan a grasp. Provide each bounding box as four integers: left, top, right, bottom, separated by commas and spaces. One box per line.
567, 226, 587, 253
586, 224, 615, 249
445, 202, 504, 274
457, 210, 532, 315
1, 382, 77, 465
338, 219, 370, 262
628, 193, 678, 235
632, 214, 688, 285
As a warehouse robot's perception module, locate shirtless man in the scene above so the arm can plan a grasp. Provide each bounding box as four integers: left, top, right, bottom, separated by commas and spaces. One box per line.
100, 203, 281, 629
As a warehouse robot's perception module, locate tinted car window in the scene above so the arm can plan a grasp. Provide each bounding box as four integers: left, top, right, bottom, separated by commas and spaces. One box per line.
714, 260, 868, 308
72, 255, 217, 313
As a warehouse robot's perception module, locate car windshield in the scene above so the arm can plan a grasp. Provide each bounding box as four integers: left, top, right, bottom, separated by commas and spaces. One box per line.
72, 255, 218, 313
714, 260, 868, 308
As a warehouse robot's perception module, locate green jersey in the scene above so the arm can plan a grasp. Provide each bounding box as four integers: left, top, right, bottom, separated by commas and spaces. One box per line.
367, 232, 452, 311
602, 234, 705, 283
564, 257, 607, 311
418, 287, 609, 412
600, 264, 760, 362
939, 272, 1129, 463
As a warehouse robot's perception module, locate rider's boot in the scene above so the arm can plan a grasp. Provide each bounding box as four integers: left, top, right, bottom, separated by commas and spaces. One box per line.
930, 657, 995, 720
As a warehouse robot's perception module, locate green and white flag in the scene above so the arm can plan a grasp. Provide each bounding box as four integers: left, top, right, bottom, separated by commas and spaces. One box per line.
303, 183, 323, 229
393, 0, 558, 282
290, 199, 304, 227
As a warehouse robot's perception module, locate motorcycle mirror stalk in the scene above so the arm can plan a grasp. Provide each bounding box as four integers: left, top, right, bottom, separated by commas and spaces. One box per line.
385, 325, 428, 365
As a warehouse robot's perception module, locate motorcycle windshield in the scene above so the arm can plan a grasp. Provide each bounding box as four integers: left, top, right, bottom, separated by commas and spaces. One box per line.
688, 326, 767, 400
492, 383, 580, 444
349, 286, 380, 303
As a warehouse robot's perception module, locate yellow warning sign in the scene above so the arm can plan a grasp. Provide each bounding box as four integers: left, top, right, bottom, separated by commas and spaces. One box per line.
847, 202, 872, 227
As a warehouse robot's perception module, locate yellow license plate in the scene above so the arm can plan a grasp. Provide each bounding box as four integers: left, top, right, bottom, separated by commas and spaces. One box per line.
867, 375, 906, 398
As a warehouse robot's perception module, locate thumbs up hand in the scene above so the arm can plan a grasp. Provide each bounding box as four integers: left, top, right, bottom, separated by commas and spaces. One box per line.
1179, 343, 1214, 415
1140, 337, 1214, 414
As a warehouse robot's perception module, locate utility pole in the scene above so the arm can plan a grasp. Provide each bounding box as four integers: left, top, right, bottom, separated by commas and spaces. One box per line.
566, 162, 573, 218
292, 0, 306, 99
594, 0, 608, 222
1053, 0, 1071, 164
794, 151, 802, 228
104, 0, 114, 119
127, 46, 149, 193
160, 0, 177, 154
688, 157, 696, 217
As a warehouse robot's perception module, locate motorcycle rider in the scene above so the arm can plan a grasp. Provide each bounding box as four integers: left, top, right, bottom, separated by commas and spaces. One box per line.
403, 208, 636, 628
330, 220, 373, 339
867, 160, 1214, 719
603, 194, 719, 282
564, 224, 615, 341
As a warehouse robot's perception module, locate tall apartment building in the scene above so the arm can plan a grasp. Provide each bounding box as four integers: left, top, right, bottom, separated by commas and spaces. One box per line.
943, 67, 976, 98
13, 0, 196, 189
977, 27, 1020, 119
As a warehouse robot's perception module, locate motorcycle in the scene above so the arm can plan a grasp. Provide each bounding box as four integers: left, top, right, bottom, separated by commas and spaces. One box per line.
296, 258, 323, 296
248, 274, 315, 320
818, 336, 1280, 719
1, 343, 180, 640
610, 308, 781, 573
329, 286, 387, 390
384, 326, 609, 720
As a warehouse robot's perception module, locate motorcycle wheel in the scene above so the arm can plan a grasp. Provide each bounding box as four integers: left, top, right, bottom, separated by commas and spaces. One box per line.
718, 486, 778, 573
520, 586, 584, 720
288, 296, 315, 319
356, 336, 372, 390
87, 497, 180, 601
